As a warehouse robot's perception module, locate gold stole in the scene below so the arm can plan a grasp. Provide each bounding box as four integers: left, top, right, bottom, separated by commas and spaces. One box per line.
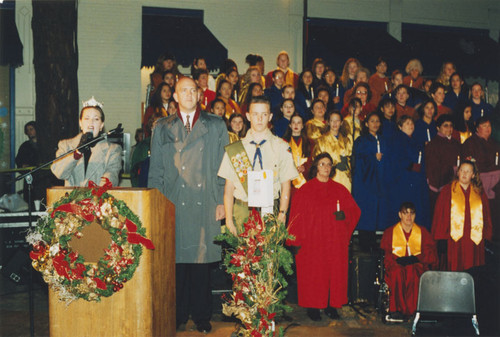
459, 130, 472, 144
392, 222, 422, 257
450, 181, 483, 244
306, 119, 326, 141
284, 68, 295, 87
290, 138, 306, 188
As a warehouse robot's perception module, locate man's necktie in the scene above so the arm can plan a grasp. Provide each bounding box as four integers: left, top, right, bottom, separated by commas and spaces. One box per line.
250, 140, 266, 170
185, 114, 191, 134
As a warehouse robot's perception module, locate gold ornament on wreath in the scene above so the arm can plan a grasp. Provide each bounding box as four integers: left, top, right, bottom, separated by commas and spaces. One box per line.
26, 179, 155, 304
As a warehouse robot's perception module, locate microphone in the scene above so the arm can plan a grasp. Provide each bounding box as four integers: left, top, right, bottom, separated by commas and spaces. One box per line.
107, 123, 123, 136
77, 132, 94, 153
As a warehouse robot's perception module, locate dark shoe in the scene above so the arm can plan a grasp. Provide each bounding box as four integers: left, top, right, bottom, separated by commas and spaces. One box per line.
307, 308, 321, 321
324, 307, 340, 319
388, 311, 405, 321
196, 321, 212, 333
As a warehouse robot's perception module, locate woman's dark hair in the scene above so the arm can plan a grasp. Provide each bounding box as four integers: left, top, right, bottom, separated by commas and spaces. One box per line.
216, 79, 231, 97
283, 113, 311, 158
309, 152, 335, 179
324, 110, 343, 134
430, 82, 445, 96
244, 82, 263, 106
245, 54, 264, 66
474, 116, 491, 132
219, 59, 238, 76
453, 102, 473, 132
397, 115, 414, 128
377, 97, 397, 122
312, 58, 326, 75
149, 82, 172, 109
210, 97, 226, 111
24, 121, 37, 135
361, 112, 380, 136
228, 113, 247, 138
352, 82, 372, 102
80, 106, 105, 122
190, 57, 206, 77
417, 99, 438, 119
297, 69, 314, 94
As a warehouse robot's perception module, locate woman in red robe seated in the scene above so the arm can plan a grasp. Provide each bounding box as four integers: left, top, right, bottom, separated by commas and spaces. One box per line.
432, 159, 493, 271
288, 153, 361, 321
381, 202, 437, 320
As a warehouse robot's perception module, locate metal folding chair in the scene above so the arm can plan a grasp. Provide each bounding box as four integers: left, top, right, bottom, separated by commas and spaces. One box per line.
411, 271, 480, 335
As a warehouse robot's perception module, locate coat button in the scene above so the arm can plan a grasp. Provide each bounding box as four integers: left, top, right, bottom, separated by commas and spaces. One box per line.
182, 202, 185, 206
182, 166, 185, 170
197, 183, 202, 187
182, 184, 185, 188
179, 149, 182, 152
197, 201, 202, 205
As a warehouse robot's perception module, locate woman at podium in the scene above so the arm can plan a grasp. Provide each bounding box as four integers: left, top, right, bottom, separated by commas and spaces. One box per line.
51, 97, 122, 186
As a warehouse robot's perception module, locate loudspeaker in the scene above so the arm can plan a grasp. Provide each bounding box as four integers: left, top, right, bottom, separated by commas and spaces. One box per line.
349, 252, 379, 304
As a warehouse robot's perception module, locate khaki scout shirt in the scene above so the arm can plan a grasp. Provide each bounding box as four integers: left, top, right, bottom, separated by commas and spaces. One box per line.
218, 129, 298, 202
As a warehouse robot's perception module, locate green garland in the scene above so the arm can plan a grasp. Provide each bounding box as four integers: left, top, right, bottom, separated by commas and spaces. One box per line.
215, 209, 295, 337
27, 180, 154, 303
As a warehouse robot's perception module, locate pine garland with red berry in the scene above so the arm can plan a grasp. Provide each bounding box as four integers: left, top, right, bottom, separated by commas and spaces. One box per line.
215, 209, 294, 337
26, 179, 155, 304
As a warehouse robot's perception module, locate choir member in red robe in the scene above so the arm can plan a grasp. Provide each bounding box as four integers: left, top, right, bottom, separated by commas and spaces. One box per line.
381, 202, 437, 319
432, 160, 493, 271
424, 115, 461, 215
288, 153, 361, 321
430, 82, 452, 119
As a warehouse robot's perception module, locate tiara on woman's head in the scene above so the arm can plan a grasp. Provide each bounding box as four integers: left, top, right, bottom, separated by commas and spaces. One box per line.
82, 96, 103, 109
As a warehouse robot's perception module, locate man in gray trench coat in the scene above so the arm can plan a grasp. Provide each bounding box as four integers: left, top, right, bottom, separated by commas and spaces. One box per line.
148, 77, 229, 333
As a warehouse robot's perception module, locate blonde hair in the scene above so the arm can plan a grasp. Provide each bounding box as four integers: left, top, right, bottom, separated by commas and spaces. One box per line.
405, 59, 423, 75
340, 58, 361, 88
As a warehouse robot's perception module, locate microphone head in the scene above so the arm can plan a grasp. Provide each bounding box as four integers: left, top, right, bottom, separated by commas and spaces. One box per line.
82, 132, 94, 142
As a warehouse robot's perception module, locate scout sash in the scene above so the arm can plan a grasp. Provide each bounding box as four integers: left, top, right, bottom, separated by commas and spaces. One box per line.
450, 181, 483, 245
225, 140, 252, 195
392, 222, 422, 257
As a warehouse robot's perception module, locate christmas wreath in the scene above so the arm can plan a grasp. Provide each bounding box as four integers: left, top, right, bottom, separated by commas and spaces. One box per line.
26, 179, 155, 304
215, 209, 294, 337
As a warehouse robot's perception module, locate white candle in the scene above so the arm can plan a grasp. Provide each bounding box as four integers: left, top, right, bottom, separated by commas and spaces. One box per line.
311, 89, 314, 100
427, 129, 431, 141
418, 151, 422, 164
336, 83, 339, 97
410, 79, 413, 88
204, 96, 207, 107
481, 109, 484, 117
457, 156, 460, 167
337, 200, 340, 212
384, 82, 388, 92
377, 138, 381, 153
496, 152, 499, 166
234, 91, 238, 102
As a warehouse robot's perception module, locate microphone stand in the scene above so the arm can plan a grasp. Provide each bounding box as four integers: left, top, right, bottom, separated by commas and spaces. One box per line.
9, 124, 122, 337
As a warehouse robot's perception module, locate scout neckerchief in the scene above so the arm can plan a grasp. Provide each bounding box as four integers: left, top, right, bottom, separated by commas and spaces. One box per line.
225, 141, 252, 195
289, 137, 306, 188
392, 222, 422, 257
250, 140, 266, 170
450, 181, 483, 245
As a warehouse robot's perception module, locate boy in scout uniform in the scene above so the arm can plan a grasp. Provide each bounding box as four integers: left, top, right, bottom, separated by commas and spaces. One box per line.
218, 96, 298, 235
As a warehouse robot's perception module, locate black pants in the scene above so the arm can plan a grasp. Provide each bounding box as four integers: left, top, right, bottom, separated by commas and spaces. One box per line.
176, 263, 212, 324
358, 230, 377, 252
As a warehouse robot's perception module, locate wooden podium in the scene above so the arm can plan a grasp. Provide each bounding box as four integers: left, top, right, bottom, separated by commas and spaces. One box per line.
46, 187, 175, 337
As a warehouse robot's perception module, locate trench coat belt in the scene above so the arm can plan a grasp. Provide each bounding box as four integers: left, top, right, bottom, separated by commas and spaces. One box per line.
234, 198, 279, 207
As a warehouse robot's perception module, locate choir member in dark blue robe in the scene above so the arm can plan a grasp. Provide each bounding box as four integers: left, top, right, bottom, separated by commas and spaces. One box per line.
413, 100, 438, 148
469, 83, 493, 123
443, 72, 468, 111
378, 97, 398, 142
389, 115, 431, 229
352, 112, 393, 251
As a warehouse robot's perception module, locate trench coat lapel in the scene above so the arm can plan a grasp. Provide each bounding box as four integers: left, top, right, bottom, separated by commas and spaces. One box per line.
186, 113, 208, 145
